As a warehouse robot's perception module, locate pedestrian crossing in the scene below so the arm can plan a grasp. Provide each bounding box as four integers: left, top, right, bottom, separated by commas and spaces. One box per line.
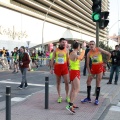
0, 80, 53, 87
11, 97, 26, 102
109, 102, 120, 112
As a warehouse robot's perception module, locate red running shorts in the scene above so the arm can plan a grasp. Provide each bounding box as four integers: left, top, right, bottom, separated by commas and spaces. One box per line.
91, 63, 103, 74
54, 63, 68, 76
69, 70, 80, 81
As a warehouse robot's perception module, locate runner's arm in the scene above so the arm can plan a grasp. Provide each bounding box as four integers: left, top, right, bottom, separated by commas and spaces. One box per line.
78, 42, 86, 60
66, 51, 69, 66
78, 50, 85, 60
73, 49, 85, 61
98, 47, 111, 62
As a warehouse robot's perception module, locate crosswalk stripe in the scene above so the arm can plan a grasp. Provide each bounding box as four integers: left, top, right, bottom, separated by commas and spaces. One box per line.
110, 106, 120, 112
11, 97, 26, 102
0, 80, 53, 87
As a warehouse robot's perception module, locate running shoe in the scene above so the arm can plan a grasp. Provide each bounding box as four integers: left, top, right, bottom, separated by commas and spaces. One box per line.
12, 71, 15, 73
57, 97, 62, 103
66, 105, 75, 114
73, 105, 79, 109
94, 99, 99, 105
81, 98, 91, 103
31, 69, 34, 71
66, 97, 70, 103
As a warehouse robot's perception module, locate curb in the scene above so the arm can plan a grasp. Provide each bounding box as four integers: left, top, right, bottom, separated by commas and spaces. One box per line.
92, 86, 120, 120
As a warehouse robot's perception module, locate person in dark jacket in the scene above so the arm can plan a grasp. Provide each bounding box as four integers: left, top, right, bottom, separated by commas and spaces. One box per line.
83, 45, 92, 76
18, 46, 30, 89
107, 45, 120, 85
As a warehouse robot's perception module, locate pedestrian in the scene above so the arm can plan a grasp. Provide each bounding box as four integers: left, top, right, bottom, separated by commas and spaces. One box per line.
66, 41, 85, 114
50, 38, 70, 103
107, 45, 120, 85
17, 46, 30, 89
83, 45, 92, 76
31, 50, 38, 69
12, 48, 19, 73
6, 50, 11, 69
81, 40, 111, 105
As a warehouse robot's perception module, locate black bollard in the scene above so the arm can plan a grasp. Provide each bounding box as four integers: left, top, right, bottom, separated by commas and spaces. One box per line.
6, 86, 11, 120
45, 77, 49, 109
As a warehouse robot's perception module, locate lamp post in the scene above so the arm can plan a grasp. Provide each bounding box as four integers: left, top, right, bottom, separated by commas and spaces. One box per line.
107, 20, 120, 46
109, 20, 120, 33
26, 41, 31, 48
41, 0, 56, 52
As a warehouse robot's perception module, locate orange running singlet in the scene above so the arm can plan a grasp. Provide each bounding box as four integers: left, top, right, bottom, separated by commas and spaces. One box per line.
54, 48, 68, 76
88, 48, 103, 74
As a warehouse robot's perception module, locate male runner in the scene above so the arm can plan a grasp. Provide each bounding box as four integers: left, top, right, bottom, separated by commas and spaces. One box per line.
50, 38, 70, 103
81, 40, 111, 105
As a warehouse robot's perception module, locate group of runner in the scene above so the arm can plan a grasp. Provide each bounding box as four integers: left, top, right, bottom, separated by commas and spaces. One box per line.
50, 38, 111, 114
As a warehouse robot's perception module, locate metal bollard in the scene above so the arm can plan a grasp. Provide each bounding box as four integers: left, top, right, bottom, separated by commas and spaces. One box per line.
45, 77, 49, 109
6, 86, 11, 120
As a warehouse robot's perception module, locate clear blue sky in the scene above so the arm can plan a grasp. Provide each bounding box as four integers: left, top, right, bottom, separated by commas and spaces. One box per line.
109, 0, 120, 35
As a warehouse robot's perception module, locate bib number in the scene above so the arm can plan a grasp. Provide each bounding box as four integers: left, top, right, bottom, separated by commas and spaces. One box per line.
58, 57, 64, 64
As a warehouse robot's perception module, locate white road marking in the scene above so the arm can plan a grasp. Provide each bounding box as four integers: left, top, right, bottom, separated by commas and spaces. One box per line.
11, 97, 26, 102
109, 106, 120, 112
0, 95, 2, 97
0, 80, 53, 87
117, 102, 120, 107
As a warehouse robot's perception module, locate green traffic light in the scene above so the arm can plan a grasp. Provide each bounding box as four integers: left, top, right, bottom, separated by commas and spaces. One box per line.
92, 13, 100, 21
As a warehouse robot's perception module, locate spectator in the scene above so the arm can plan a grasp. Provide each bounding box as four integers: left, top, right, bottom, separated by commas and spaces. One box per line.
17, 46, 30, 89
83, 45, 92, 76
12, 48, 19, 73
107, 45, 120, 85
6, 50, 11, 69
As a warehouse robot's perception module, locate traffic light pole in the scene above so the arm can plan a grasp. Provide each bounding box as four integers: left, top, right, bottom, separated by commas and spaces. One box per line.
93, 22, 99, 96
96, 22, 99, 47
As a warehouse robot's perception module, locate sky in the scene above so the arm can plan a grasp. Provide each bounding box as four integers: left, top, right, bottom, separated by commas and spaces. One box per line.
109, 0, 120, 36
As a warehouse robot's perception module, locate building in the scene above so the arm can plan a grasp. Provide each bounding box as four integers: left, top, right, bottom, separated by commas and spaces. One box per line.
0, 0, 109, 51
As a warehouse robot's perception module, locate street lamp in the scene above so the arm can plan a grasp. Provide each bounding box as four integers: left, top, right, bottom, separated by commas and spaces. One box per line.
107, 20, 120, 46
26, 41, 31, 48
42, 0, 56, 52
109, 20, 120, 33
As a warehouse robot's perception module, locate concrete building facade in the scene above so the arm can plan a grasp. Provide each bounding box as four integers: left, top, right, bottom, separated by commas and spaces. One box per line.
0, 0, 109, 51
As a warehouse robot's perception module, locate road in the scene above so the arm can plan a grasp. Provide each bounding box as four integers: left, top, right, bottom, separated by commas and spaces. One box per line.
0, 71, 55, 103
0, 62, 84, 102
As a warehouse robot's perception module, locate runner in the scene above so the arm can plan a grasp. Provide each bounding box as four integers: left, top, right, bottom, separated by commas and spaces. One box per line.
50, 38, 70, 103
66, 41, 85, 114
31, 49, 38, 70
12, 48, 19, 73
81, 40, 111, 105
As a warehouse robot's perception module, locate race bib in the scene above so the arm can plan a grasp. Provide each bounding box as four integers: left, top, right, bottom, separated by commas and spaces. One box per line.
58, 57, 64, 64
92, 56, 98, 63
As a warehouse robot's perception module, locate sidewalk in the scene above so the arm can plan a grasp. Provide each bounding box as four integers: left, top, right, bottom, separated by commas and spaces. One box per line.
0, 71, 120, 120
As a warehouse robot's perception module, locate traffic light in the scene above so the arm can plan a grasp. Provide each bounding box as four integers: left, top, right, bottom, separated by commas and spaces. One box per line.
99, 11, 109, 29
92, 0, 102, 22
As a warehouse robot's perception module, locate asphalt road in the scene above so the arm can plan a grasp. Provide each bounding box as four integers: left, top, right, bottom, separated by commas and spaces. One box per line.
0, 61, 84, 103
